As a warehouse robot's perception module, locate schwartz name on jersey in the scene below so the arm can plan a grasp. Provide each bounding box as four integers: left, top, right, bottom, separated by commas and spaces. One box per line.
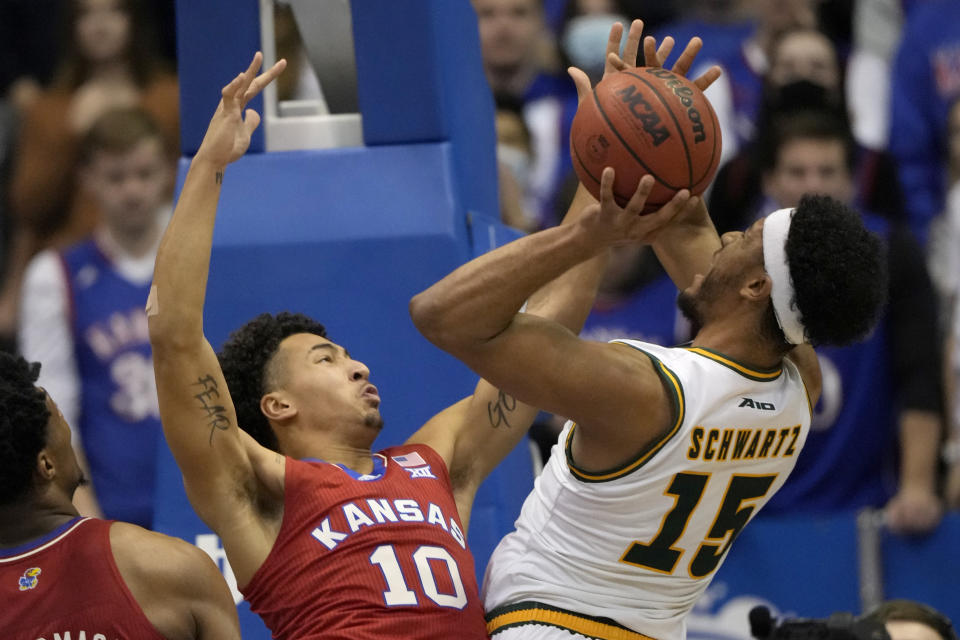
484, 340, 812, 640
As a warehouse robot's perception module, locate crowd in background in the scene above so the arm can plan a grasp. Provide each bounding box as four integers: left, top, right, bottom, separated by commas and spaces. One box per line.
0, 0, 958, 543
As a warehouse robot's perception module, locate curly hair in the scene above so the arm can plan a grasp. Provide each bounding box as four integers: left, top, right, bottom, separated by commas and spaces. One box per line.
218, 312, 328, 451
785, 194, 887, 346
0, 353, 51, 506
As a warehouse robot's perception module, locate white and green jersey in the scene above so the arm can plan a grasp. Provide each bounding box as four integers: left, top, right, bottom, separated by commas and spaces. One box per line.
483, 340, 813, 640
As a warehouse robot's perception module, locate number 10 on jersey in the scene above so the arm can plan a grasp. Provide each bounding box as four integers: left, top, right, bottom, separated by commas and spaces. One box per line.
620, 472, 777, 578
370, 544, 467, 609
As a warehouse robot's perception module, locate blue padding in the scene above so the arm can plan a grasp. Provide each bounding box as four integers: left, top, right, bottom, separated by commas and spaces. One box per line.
174, 0, 264, 155
881, 513, 960, 625
351, 0, 499, 220
703, 514, 861, 620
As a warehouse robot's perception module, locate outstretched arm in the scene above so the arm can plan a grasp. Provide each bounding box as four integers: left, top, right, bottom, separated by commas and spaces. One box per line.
147, 53, 286, 583
409, 23, 716, 519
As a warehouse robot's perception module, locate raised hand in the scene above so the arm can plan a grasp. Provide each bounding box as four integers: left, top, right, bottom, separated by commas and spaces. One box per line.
196, 52, 287, 168
579, 168, 698, 248
568, 19, 644, 104
641, 36, 721, 92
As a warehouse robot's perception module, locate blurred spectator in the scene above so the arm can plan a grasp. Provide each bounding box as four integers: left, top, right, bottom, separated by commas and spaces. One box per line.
887, 0, 960, 246
651, 0, 754, 74
475, 0, 577, 227
942, 97, 960, 510
750, 110, 944, 535
865, 600, 957, 640
928, 97, 960, 327
701, 0, 819, 164
17, 107, 172, 528
0, 0, 178, 346
494, 93, 539, 231
709, 26, 905, 230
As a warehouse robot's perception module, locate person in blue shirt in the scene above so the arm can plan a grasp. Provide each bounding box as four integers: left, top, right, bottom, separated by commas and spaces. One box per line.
17, 107, 173, 528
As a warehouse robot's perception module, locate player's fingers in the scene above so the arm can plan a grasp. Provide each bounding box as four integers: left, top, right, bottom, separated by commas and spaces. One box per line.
237, 52, 264, 93
243, 108, 261, 137
670, 37, 703, 77
598, 167, 616, 208
603, 22, 625, 74
643, 36, 659, 67
693, 65, 723, 92
656, 37, 675, 66
650, 190, 693, 227
243, 59, 287, 104
624, 175, 655, 214
222, 73, 245, 99
568, 66, 592, 103
606, 52, 629, 72
621, 19, 644, 68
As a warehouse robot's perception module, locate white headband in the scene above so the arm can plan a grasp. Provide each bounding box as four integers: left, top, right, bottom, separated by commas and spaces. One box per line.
762, 207, 807, 345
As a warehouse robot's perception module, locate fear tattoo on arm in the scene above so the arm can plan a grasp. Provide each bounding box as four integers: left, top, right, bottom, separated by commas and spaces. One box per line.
192, 374, 231, 444
487, 390, 518, 429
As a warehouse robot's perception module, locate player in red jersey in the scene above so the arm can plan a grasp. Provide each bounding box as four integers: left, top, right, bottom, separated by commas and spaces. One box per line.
0, 352, 240, 640
144, 35, 677, 637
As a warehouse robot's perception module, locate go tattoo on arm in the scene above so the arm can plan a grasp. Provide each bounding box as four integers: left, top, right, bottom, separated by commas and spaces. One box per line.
487, 390, 518, 429
215, 170, 223, 185
192, 374, 231, 444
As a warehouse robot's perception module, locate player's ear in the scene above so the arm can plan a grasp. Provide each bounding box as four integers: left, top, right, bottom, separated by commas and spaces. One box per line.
261, 391, 296, 421
741, 269, 772, 302
36, 448, 56, 481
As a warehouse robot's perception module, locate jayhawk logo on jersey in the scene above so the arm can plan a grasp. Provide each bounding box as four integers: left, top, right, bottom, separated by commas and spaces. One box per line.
18, 567, 41, 591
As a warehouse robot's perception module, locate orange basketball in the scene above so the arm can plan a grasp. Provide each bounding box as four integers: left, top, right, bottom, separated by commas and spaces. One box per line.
570, 66, 722, 211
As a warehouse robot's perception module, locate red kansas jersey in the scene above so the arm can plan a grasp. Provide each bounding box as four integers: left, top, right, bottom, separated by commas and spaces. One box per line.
241, 443, 488, 639
0, 517, 163, 639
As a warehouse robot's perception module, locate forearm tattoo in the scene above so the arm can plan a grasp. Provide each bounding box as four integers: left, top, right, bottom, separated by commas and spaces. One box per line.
487, 390, 517, 429
215, 170, 223, 185
192, 374, 231, 444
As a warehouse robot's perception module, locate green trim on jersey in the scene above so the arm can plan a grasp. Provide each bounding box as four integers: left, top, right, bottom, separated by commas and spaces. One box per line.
566, 345, 685, 483
685, 347, 782, 381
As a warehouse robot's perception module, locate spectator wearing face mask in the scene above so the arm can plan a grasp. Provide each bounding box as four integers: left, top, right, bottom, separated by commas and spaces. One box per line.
708, 26, 906, 233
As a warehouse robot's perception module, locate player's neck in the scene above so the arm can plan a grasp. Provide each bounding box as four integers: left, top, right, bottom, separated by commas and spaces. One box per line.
289, 438, 377, 475
692, 323, 783, 371
0, 500, 80, 548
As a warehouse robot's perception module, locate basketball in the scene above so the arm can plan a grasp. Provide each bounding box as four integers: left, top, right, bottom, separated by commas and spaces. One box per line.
570, 66, 721, 210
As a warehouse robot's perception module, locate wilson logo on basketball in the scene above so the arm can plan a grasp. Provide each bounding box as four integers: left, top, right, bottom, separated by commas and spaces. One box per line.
615, 85, 670, 146
646, 68, 707, 143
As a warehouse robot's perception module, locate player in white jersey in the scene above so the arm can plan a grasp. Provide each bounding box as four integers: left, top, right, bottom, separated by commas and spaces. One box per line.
410, 25, 888, 640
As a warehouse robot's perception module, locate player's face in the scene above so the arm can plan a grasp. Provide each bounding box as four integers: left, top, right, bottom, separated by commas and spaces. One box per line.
475, 0, 543, 72
274, 333, 383, 435
763, 138, 854, 209
75, 0, 131, 63
82, 138, 172, 239
678, 218, 766, 323
769, 31, 839, 91
41, 392, 85, 496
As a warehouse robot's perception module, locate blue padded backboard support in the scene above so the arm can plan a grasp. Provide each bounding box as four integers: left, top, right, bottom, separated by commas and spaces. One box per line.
158, 2, 532, 637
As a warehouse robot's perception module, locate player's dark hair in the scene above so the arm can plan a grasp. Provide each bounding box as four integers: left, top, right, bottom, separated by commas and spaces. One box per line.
783, 194, 886, 346
218, 312, 328, 451
0, 353, 51, 506
864, 600, 957, 640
